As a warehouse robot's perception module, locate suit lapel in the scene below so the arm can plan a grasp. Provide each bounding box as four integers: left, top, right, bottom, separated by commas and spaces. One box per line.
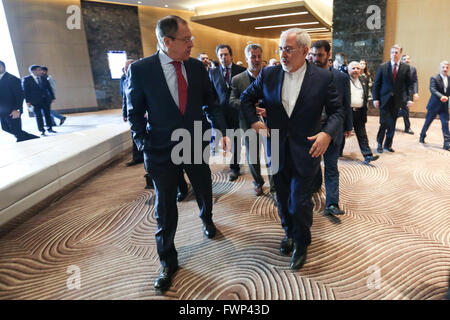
184, 59, 195, 115
276, 67, 289, 119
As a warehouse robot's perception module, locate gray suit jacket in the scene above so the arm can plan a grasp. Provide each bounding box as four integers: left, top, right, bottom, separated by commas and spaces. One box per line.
230, 70, 254, 130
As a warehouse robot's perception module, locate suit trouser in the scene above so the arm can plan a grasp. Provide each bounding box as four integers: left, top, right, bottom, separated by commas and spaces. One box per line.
33, 103, 53, 132
130, 132, 144, 162
41, 109, 64, 126
244, 133, 275, 191
352, 109, 373, 157
398, 103, 411, 131
420, 108, 450, 148
273, 146, 315, 247
377, 103, 398, 149
149, 161, 213, 268
0, 113, 34, 142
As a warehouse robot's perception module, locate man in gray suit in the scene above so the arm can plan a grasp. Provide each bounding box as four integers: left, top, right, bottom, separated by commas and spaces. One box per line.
398, 54, 419, 134
229, 44, 276, 198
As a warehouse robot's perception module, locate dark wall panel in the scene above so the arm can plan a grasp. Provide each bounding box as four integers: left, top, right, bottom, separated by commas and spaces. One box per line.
332, 0, 387, 76
81, 1, 143, 109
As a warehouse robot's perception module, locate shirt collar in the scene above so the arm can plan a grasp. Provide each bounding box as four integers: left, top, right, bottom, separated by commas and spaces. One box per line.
0, 72, 5, 79
159, 50, 184, 66
285, 61, 307, 77
222, 63, 232, 70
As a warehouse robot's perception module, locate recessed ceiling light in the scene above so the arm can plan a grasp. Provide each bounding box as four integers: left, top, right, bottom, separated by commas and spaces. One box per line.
137, 1, 142, 4
255, 22, 320, 30
240, 11, 308, 22
164, 4, 168, 7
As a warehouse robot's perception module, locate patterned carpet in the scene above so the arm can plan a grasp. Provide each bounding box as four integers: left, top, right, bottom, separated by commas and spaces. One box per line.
0, 116, 449, 300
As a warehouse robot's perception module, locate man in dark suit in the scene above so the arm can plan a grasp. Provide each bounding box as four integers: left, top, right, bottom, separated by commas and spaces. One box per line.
0, 61, 39, 142
241, 28, 344, 270
209, 44, 246, 181
348, 61, 380, 164
398, 54, 419, 134
229, 43, 276, 198
22, 65, 56, 136
310, 40, 352, 216
126, 15, 229, 292
372, 44, 413, 153
419, 61, 450, 150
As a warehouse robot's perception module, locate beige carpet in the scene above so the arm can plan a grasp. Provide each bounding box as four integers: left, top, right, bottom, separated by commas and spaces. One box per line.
0, 116, 449, 300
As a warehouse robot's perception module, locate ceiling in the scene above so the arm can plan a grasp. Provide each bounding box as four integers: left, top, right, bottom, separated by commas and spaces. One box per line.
93, 0, 332, 40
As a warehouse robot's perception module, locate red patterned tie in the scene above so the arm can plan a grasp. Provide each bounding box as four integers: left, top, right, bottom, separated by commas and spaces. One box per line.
392, 63, 397, 81
171, 61, 187, 115
224, 67, 230, 85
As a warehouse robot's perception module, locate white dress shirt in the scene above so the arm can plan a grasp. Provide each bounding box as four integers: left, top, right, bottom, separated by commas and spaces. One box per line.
350, 77, 364, 108
441, 74, 448, 92
158, 50, 188, 108
281, 62, 306, 118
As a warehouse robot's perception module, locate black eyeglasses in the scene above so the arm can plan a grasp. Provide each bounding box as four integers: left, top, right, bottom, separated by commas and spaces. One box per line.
167, 36, 194, 44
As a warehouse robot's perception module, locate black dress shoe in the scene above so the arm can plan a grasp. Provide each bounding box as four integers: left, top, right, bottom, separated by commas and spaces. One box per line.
290, 245, 307, 270
419, 137, 425, 143
126, 159, 143, 166
254, 185, 263, 196
279, 236, 293, 256
47, 129, 57, 133
404, 129, 414, 135
154, 265, 179, 291
40, 131, 46, 136
60, 116, 66, 126
203, 220, 217, 238
377, 146, 383, 153
324, 204, 345, 215
363, 155, 379, 165
384, 147, 395, 152
229, 170, 240, 181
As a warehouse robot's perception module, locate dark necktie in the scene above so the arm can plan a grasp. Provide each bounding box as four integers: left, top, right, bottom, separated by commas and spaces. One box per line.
392, 63, 397, 81
38, 77, 42, 87
224, 67, 230, 85
170, 61, 187, 115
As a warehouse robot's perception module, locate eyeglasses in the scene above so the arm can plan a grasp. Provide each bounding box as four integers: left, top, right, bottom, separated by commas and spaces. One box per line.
168, 36, 195, 44
278, 46, 298, 54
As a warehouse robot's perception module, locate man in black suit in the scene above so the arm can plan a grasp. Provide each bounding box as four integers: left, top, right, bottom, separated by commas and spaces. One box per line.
241, 28, 344, 270
126, 15, 229, 292
0, 61, 39, 142
22, 65, 56, 136
209, 44, 246, 181
229, 43, 276, 198
398, 54, 420, 134
348, 61, 380, 164
310, 40, 352, 216
373, 44, 413, 153
419, 61, 450, 150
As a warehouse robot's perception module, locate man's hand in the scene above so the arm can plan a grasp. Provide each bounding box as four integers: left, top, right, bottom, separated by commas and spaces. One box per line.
413, 93, 419, 101
10, 110, 20, 119
123, 117, 127, 122
373, 100, 380, 109
255, 106, 266, 118
251, 121, 270, 137
441, 96, 449, 103
221, 136, 231, 152
407, 101, 413, 108
344, 130, 352, 138
307, 132, 331, 158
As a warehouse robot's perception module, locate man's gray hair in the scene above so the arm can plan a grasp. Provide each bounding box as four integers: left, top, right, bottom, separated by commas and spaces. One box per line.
348, 61, 361, 70
155, 15, 187, 51
244, 43, 263, 58
280, 28, 311, 49
440, 60, 449, 67
391, 44, 403, 52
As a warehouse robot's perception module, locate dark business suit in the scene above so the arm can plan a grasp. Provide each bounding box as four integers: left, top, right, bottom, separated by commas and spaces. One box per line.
22, 74, 55, 133
121, 73, 143, 163
0, 72, 38, 142
420, 74, 450, 149
241, 62, 344, 247
398, 65, 418, 131
126, 52, 225, 268
229, 70, 275, 192
209, 63, 246, 173
372, 61, 413, 149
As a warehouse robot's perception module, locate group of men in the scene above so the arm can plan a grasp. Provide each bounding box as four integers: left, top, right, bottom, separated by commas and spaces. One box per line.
122, 15, 449, 293
0, 62, 67, 142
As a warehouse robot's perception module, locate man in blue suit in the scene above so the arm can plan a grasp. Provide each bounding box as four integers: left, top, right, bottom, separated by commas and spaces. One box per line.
241, 28, 344, 270
126, 15, 228, 292
419, 61, 450, 150
0, 61, 39, 142
209, 44, 246, 181
310, 40, 353, 216
372, 44, 414, 153
398, 54, 420, 134
22, 65, 56, 136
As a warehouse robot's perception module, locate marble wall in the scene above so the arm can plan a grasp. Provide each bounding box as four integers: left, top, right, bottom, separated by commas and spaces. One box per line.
81, 1, 143, 109
332, 0, 386, 77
